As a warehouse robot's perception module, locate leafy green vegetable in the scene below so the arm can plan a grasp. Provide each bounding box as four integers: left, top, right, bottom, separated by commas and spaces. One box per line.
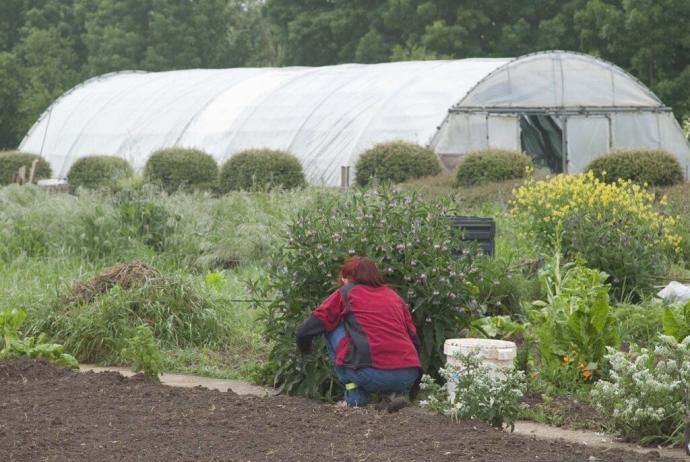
662, 301, 690, 341
0, 307, 78, 368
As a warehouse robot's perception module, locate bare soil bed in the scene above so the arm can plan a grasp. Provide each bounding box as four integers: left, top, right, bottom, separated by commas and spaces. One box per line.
1, 359, 670, 462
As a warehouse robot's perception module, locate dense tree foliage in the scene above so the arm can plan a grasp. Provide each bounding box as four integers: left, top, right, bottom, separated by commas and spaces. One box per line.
1, 0, 688, 149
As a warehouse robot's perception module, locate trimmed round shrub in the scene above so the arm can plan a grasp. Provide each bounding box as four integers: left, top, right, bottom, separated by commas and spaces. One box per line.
355, 141, 441, 186
456, 149, 532, 186
67, 155, 133, 190
220, 149, 305, 192
0, 151, 51, 185
144, 148, 218, 193
586, 149, 684, 187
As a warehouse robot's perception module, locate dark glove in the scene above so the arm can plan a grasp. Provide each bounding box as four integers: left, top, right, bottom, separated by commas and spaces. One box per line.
296, 336, 313, 354
295, 315, 326, 354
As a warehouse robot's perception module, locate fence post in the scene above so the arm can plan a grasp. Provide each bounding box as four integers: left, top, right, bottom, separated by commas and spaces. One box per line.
340, 165, 350, 187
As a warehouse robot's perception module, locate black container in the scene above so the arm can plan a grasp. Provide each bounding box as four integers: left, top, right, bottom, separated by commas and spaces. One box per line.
448, 216, 496, 257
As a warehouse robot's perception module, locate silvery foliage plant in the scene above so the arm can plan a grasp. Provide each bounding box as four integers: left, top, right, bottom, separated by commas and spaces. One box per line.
419, 351, 526, 430
591, 335, 690, 445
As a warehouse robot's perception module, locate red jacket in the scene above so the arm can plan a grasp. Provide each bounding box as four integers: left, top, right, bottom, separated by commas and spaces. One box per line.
296, 284, 421, 370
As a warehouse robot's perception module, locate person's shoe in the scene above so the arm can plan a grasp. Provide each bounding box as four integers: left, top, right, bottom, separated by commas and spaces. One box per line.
386, 393, 410, 412
375, 392, 410, 413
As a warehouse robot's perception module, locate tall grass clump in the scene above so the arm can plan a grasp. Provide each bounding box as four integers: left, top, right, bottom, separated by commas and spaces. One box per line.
67, 155, 133, 191
144, 147, 218, 193
219, 149, 305, 192
34, 262, 228, 363
355, 141, 441, 186
161, 188, 312, 270
0, 151, 51, 184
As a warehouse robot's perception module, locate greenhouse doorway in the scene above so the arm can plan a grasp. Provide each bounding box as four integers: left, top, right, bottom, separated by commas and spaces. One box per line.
520, 114, 564, 173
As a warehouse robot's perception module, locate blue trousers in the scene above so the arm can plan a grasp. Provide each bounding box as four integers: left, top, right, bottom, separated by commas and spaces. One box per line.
325, 324, 419, 406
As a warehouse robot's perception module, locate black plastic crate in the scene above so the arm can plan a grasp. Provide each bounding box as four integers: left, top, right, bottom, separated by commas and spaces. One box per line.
448, 216, 496, 257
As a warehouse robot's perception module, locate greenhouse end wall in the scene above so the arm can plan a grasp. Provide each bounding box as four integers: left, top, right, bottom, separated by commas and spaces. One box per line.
433, 109, 690, 177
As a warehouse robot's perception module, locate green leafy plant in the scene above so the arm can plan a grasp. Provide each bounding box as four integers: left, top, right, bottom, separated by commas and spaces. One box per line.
662, 301, 690, 341
252, 187, 481, 399
121, 324, 163, 381
219, 149, 305, 192
614, 303, 664, 348
473, 255, 539, 316
592, 336, 690, 445
587, 149, 684, 187
419, 352, 526, 430
456, 149, 532, 186
67, 155, 134, 191
355, 140, 441, 186
531, 256, 620, 390
144, 147, 218, 193
1, 307, 78, 368
470, 315, 524, 340
0, 151, 51, 185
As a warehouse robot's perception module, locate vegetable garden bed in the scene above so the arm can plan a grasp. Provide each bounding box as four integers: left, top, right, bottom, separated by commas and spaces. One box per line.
1, 359, 671, 462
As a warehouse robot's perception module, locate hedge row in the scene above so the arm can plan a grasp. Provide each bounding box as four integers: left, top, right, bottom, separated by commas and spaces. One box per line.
354, 140, 441, 186
455, 149, 532, 186
0, 151, 51, 185
4, 145, 685, 192
68, 155, 133, 191
585, 149, 684, 187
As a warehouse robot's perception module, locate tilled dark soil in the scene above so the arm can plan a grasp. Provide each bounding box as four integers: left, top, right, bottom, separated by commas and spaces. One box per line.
0, 359, 671, 461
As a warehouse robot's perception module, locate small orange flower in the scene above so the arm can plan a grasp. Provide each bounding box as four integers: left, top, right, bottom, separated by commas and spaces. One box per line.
578, 361, 585, 369
581, 370, 593, 379
562, 356, 571, 365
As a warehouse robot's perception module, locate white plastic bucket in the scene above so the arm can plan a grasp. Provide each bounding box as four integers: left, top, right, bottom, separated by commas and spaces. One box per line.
443, 338, 517, 401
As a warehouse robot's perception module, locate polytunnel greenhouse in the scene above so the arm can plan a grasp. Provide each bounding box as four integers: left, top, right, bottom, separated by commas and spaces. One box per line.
20, 51, 690, 185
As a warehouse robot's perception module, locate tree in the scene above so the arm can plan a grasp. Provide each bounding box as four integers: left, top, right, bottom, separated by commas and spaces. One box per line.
0, 52, 23, 148
575, 0, 690, 120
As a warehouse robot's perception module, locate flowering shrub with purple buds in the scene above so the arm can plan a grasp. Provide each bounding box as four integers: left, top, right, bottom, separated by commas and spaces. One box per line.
251, 187, 482, 399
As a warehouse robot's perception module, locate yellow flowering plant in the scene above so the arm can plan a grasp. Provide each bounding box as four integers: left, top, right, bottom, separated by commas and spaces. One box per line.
512, 172, 681, 298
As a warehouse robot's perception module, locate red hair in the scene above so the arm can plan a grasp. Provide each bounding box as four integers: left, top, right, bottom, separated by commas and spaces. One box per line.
338, 256, 386, 287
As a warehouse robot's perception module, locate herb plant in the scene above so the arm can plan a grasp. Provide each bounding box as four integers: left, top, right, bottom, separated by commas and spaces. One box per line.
592, 336, 690, 445
121, 324, 164, 381
419, 351, 526, 430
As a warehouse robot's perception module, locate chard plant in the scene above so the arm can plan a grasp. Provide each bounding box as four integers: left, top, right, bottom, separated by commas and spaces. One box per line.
531, 255, 620, 390
252, 187, 482, 399
0, 307, 78, 368
662, 300, 690, 342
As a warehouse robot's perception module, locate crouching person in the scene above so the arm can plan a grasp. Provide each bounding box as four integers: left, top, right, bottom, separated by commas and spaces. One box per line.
295, 256, 422, 410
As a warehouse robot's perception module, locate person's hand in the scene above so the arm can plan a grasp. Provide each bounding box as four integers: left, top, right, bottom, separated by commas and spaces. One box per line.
296, 337, 313, 354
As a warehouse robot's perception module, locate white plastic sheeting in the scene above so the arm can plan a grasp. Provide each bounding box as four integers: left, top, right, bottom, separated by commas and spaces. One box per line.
20, 51, 690, 184
566, 116, 610, 172
459, 51, 661, 108
432, 52, 690, 175
20, 59, 509, 185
